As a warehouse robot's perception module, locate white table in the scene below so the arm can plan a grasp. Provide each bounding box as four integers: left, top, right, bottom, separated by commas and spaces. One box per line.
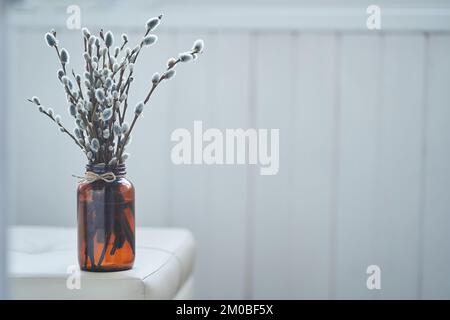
8, 226, 195, 299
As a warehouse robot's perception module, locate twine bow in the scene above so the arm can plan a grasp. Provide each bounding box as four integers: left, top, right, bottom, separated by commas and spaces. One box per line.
72, 171, 119, 183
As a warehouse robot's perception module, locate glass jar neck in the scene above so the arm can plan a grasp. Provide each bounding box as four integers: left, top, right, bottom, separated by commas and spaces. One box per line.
86, 163, 126, 176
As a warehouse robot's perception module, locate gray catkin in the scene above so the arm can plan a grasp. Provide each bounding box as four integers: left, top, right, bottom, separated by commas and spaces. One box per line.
57, 69, 65, 80
95, 88, 105, 101
82, 27, 90, 38
90, 138, 100, 152
45, 33, 57, 47
121, 153, 130, 162
101, 108, 113, 121
60, 48, 70, 64
179, 52, 193, 62
134, 102, 144, 116
146, 16, 161, 32
113, 123, 121, 136
105, 31, 114, 48
192, 39, 204, 53
69, 104, 77, 117
151, 72, 160, 84
121, 122, 129, 134
164, 69, 176, 80
142, 35, 158, 46
31, 96, 41, 105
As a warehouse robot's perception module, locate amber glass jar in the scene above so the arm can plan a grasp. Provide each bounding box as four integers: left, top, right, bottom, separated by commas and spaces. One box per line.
77, 164, 135, 272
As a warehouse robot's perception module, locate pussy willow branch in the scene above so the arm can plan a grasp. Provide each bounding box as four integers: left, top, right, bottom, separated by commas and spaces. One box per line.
116, 54, 190, 162
72, 69, 84, 100
27, 99, 86, 153
54, 45, 66, 74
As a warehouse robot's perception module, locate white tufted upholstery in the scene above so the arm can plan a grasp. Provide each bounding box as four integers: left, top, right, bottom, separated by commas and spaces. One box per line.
8, 226, 195, 299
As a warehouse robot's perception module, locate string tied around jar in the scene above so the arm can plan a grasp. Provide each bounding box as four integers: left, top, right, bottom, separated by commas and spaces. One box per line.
72, 171, 123, 183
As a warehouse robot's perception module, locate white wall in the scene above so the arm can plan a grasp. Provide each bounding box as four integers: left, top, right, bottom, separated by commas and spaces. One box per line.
0, 0, 9, 299
6, 0, 450, 299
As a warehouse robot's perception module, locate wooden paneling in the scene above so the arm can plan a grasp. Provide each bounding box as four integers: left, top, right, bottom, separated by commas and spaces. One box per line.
290, 33, 337, 299
422, 34, 450, 299
377, 34, 425, 298
251, 33, 294, 298
335, 34, 382, 299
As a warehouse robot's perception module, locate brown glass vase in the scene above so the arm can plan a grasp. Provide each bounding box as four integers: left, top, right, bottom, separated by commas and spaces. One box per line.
77, 164, 135, 272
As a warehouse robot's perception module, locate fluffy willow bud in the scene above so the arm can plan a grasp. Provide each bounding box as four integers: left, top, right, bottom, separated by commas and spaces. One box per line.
122, 33, 128, 42
95, 88, 105, 101
179, 52, 193, 62
113, 123, 121, 136
45, 32, 57, 47
103, 129, 110, 139
68, 104, 76, 117
105, 78, 113, 89
121, 122, 130, 134
82, 27, 90, 39
47, 108, 54, 117
57, 69, 64, 81
192, 39, 204, 53
54, 115, 62, 124
134, 102, 144, 116
90, 138, 100, 152
163, 69, 176, 80
60, 48, 70, 64
105, 31, 114, 48
142, 35, 158, 46
100, 69, 108, 78
146, 15, 162, 32
31, 96, 41, 105
121, 153, 130, 162
167, 57, 177, 68
101, 108, 113, 121
73, 128, 81, 139
88, 35, 96, 47
151, 72, 160, 84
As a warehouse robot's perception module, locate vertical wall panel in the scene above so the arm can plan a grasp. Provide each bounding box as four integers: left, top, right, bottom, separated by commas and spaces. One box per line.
167, 31, 213, 298
0, 0, 9, 298
422, 34, 450, 299
290, 33, 336, 299
252, 33, 294, 298
335, 34, 381, 299
377, 34, 425, 298
201, 32, 251, 299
